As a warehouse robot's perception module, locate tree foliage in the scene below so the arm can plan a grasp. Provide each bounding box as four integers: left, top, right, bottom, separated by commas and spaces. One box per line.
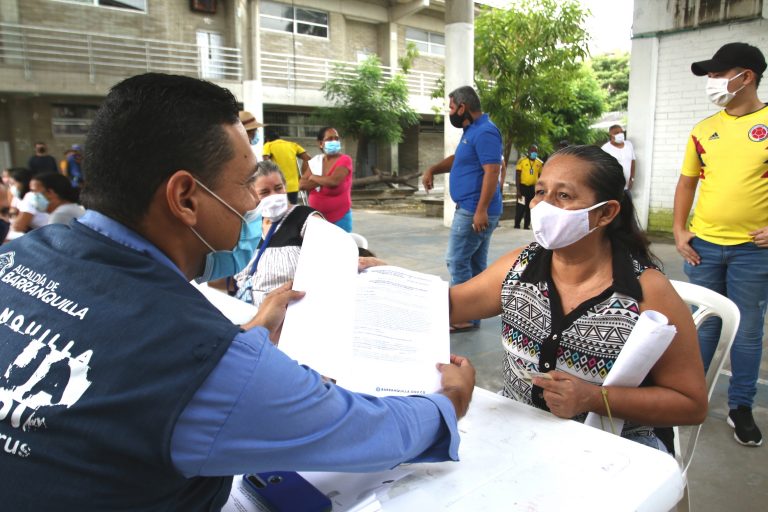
548, 63, 606, 146
474, 0, 598, 159
318, 45, 420, 176
590, 52, 630, 112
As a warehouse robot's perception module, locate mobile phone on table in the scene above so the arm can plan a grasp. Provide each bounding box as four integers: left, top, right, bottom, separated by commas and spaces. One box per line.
242, 472, 332, 512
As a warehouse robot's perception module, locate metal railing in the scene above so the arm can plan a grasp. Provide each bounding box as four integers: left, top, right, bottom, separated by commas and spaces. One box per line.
0, 22, 242, 82
260, 51, 443, 98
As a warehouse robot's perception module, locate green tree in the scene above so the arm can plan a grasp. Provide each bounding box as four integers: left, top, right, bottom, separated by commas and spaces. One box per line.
474, 0, 592, 160
548, 63, 606, 146
590, 52, 630, 112
318, 45, 420, 177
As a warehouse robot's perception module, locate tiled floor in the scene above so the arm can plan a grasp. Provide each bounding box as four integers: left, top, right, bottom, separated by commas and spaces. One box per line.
353, 207, 767, 512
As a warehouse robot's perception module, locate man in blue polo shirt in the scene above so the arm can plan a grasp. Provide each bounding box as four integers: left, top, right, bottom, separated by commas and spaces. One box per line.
422, 86, 503, 332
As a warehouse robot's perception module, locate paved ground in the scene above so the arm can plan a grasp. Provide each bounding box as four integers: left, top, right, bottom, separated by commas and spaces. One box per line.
352, 206, 767, 512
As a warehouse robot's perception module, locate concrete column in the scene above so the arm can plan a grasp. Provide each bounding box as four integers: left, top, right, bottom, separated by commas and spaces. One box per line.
386, 22, 400, 175
442, 0, 474, 227
626, 35, 659, 230
242, 79, 265, 157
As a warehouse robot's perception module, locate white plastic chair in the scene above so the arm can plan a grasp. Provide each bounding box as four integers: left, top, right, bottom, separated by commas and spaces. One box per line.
670, 280, 740, 512
350, 232, 368, 250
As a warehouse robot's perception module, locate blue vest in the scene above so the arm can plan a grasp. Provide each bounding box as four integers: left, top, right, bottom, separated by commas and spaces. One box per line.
0, 221, 240, 510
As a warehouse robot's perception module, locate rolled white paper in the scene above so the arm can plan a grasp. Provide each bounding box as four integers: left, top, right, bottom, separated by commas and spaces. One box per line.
584, 310, 677, 434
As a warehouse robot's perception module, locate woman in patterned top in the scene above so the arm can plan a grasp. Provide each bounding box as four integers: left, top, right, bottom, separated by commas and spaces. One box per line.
449, 145, 707, 451
232, 160, 322, 308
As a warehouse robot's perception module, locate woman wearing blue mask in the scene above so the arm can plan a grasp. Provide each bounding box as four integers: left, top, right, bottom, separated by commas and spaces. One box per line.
448, 145, 707, 453
300, 126, 353, 232
29, 172, 85, 225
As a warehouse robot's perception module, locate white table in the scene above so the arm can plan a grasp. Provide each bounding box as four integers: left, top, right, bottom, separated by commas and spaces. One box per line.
382, 387, 683, 511
226, 387, 683, 512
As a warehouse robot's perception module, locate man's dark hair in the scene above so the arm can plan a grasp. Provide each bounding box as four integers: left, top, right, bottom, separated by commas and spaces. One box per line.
555, 145, 660, 268
608, 124, 623, 132
264, 128, 281, 142
80, 73, 240, 228
33, 172, 80, 203
448, 86, 482, 113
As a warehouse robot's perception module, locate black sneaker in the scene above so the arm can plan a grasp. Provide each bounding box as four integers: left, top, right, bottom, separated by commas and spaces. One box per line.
727, 406, 763, 447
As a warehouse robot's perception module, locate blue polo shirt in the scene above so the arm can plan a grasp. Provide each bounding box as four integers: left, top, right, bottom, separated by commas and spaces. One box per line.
449, 113, 503, 215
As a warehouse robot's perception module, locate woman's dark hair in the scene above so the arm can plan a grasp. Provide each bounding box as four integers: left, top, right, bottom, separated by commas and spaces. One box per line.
554, 145, 660, 268
80, 73, 240, 228
316, 126, 335, 141
32, 172, 80, 203
10, 167, 34, 198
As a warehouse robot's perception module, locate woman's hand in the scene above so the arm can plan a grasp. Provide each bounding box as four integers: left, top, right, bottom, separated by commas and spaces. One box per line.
533, 371, 600, 419
241, 281, 305, 344
358, 256, 386, 272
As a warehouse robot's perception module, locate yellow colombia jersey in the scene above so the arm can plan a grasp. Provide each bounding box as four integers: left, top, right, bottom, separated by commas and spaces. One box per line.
263, 139, 306, 193
516, 157, 543, 186
681, 105, 768, 245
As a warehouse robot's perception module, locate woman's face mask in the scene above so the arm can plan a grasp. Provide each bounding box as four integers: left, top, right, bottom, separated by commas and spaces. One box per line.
530, 200, 608, 250
258, 192, 289, 221
323, 140, 341, 155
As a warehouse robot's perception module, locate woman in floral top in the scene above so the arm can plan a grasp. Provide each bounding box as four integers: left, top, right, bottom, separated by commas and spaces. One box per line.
449, 145, 707, 452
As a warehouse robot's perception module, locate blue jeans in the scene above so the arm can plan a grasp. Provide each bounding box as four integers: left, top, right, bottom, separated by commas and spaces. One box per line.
446, 208, 500, 322
684, 237, 768, 409
333, 210, 353, 233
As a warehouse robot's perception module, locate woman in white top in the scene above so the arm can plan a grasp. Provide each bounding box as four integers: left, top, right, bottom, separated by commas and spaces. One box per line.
231, 160, 323, 308
29, 172, 86, 225
8, 167, 49, 234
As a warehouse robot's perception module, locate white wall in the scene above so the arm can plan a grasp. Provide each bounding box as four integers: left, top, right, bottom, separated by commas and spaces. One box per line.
628, 18, 768, 231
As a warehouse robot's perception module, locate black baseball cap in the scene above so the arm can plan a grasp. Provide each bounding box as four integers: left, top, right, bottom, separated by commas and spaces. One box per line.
691, 42, 766, 76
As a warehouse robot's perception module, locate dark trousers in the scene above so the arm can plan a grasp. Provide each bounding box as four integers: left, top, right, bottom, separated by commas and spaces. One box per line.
514, 184, 535, 229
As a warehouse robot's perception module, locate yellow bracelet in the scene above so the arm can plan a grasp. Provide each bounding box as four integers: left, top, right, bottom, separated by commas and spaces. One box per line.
599, 386, 616, 435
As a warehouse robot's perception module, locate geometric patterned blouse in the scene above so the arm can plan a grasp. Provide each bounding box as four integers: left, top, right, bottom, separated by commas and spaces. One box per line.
501, 242, 658, 438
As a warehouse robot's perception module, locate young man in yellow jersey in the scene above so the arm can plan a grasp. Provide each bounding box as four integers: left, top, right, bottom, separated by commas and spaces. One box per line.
673, 42, 768, 447
514, 144, 543, 230
262, 129, 311, 205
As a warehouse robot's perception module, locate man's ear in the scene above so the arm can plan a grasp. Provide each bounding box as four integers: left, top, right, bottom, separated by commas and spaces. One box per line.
597, 200, 621, 227
165, 171, 200, 227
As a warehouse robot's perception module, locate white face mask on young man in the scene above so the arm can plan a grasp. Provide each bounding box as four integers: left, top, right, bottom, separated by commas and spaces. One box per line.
530, 200, 607, 250
705, 71, 746, 107
613, 133, 625, 144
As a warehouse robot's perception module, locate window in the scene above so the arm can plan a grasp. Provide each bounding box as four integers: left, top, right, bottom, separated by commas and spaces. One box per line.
197, 31, 225, 79
405, 28, 445, 56
51, 104, 100, 137
260, 1, 328, 38
55, 0, 148, 12
263, 111, 322, 139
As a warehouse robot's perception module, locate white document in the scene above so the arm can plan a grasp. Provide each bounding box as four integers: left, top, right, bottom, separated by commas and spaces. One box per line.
307, 154, 323, 191
191, 281, 257, 326
584, 310, 677, 434
279, 216, 450, 396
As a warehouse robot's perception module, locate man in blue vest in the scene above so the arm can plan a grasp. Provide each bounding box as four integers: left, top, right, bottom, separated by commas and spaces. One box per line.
0, 73, 475, 510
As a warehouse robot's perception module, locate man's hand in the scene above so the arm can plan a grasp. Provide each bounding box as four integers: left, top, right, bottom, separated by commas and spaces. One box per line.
673, 228, 700, 265
533, 371, 599, 419
422, 168, 434, 192
472, 210, 489, 232
437, 354, 476, 419
242, 281, 305, 344
749, 226, 768, 248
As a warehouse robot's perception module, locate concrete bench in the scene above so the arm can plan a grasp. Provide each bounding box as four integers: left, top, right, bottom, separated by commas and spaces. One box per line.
421, 198, 517, 221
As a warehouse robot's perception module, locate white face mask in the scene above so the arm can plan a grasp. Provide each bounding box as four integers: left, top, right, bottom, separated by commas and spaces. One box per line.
531, 200, 608, 250
706, 71, 746, 107
257, 193, 289, 221
613, 133, 625, 144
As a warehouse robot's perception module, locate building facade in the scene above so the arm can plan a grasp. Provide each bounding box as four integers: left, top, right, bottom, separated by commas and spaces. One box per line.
628, 0, 768, 231
0, 0, 456, 176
